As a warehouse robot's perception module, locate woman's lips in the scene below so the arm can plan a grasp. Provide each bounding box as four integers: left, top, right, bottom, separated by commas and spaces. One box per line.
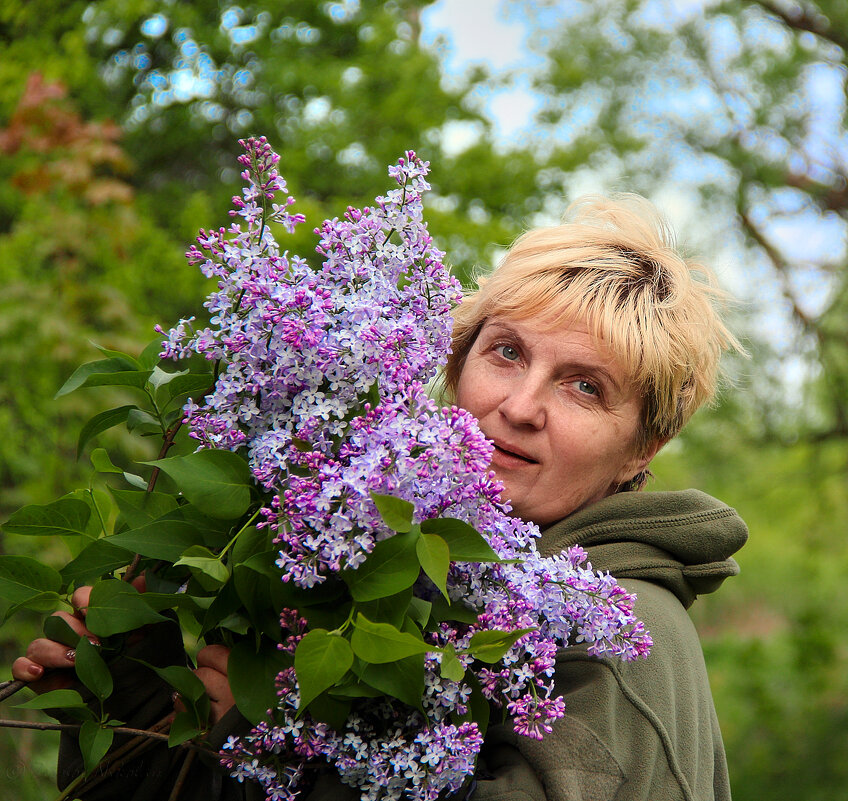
491, 441, 538, 468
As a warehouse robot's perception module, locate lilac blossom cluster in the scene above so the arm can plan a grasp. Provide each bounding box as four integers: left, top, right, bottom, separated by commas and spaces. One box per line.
161, 137, 651, 801
158, 137, 461, 493
222, 662, 484, 801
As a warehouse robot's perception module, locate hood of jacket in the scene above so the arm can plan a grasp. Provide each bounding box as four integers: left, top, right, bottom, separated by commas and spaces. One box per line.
537, 489, 748, 609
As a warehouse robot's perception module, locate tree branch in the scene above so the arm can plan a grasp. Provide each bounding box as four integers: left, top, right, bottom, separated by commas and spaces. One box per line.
740, 208, 848, 435
167, 749, 197, 801
0, 679, 25, 703
738, 208, 816, 329
0, 717, 170, 741
753, 0, 848, 53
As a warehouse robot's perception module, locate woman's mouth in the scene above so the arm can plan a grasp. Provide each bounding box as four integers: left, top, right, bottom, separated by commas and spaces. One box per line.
491, 441, 538, 467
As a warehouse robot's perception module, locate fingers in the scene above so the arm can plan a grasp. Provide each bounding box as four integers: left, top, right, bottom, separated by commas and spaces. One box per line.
12, 656, 47, 682
197, 644, 230, 674
186, 646, 234, 724
13, 611, 97, 676
70, 585, 92, 614
71, 576, 143, 613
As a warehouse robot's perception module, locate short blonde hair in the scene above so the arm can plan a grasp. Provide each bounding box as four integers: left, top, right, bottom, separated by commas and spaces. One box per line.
446, 194, 743, 453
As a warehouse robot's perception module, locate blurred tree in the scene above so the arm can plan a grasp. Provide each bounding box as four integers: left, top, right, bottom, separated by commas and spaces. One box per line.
519, 0, 848, 441
0, 74, 204, 514
1, 0, 545, 280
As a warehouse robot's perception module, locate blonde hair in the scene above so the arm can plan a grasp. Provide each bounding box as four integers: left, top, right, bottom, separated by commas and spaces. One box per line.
446, 194, 743, 456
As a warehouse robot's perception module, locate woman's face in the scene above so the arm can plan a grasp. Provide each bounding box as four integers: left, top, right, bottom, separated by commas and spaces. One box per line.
455, 315, 660, 527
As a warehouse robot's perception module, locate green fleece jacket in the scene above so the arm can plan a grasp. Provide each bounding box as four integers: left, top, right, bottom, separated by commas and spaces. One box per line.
56, 489, 746, 801
473, 489, 748, 801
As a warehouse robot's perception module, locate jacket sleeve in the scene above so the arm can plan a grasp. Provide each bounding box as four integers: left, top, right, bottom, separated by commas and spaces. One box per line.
472, 653, 631, 801
472, 578, 726, 801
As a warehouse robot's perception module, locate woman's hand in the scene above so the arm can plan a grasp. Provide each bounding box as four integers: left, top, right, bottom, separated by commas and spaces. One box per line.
176, 644, 235, 725
10, 577, 145, 692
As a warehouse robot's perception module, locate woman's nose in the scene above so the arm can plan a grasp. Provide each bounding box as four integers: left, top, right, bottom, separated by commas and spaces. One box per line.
497, 375, 546, 429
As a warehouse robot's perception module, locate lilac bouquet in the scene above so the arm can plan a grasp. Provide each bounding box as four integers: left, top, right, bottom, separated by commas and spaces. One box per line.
158, 137, 651, 801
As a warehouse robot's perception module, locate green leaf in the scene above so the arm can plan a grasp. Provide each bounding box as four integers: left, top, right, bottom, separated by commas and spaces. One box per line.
350, 614, 434, 664
357, 587, 413, 629
306, 694, 351, 730
56, 358, 152, 398
144, 663, 205, 701
365, 380, 380, 408
200, 580, 241, 636
91, 344, 140, 369
168, 710, 203, 747
439, 643, 466, 682
233, 564, 280, 640
57, 357, 137, 397
123, 472, 149, 490
85, 580, 168, 637
91, 448, 123, 474
421, 518, 500, 562
142, 450, 252, 520
126, 408, 162, 435
174, 546, 230, 586
467, 628, 536, 664
43, 615, 83, 648
328, 679, 383, 699
132, 660, 210, 727
230, 525, 267, 564
2, 498, 91, 537
106, 519, 206, 561
343, 531, 420, 602
76, 371, 153, 392
109, 488, 178, 529
77, 406, 135, 458
0, 556, 62, 605
294, 630, 354, 712
79, 721, 113, 775
370, 492, 414, 533
138, 339, 165, 369
60, 540, 132, 586
359, 654, 425, 710
407, 597, 432, 629
3, 591, 63, 620
160, 372, 212, 403
16, 688, 88, 711
148, 366, 184, 391
229, 639, 290, 724
75, 637, 113, 701
241, 550, 282, 579
430, 595, 480, 625
462, 671, 490, 735
416, 533, 450, 599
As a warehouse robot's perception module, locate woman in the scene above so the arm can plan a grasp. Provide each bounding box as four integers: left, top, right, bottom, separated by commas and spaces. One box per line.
13, 194, 747, 800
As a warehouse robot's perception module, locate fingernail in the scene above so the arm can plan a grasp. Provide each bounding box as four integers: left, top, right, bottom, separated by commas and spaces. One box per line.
28, 664, 43, 678
65, 649, 76, 663
171, 691, 180, 703
87, 637, 100, 647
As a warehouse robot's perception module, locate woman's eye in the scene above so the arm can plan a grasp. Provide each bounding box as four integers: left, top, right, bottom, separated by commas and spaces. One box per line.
496, 344, 520, 361
575, 380, 598, 396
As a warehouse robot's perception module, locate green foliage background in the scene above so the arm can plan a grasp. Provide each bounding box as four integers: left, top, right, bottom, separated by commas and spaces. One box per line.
1, 1, 846, 798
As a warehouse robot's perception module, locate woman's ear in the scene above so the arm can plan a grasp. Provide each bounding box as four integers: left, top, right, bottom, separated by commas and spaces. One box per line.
615, 437, 669, 488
